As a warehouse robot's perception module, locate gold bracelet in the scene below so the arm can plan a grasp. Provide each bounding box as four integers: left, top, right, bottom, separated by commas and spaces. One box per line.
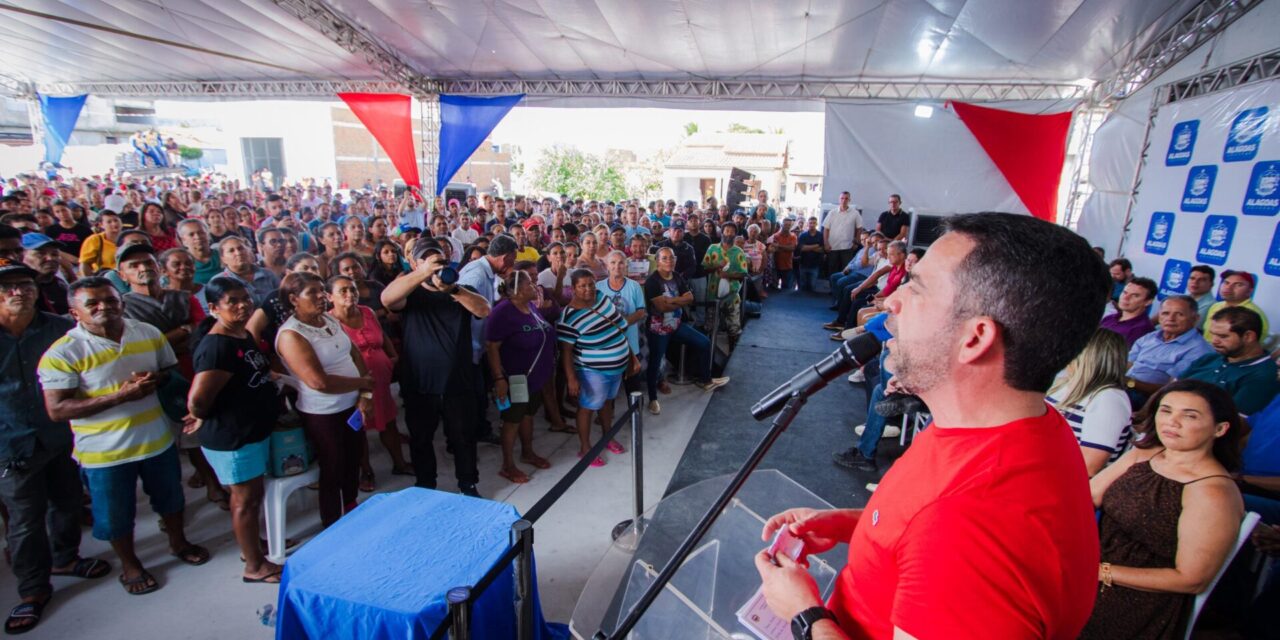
1100, 562, 1113, 589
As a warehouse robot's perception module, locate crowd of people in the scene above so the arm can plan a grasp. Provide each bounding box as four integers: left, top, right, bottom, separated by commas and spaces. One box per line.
771, 204, 1280, 638
2, 166, 1279, 637
0, 169, 837, 632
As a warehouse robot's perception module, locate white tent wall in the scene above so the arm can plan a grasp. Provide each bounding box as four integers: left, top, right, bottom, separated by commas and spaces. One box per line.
820, 100, 1070, 221
1078, 0, 1280, 257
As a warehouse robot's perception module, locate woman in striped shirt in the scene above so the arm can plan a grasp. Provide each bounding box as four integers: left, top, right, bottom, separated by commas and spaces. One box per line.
1048, 328, 1134, 476
558, 269, 639, 467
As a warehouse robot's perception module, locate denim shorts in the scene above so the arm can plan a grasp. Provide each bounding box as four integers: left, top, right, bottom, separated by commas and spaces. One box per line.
81, 445, 185, 541
202, 438, 270, 485
576, 368, 622, 411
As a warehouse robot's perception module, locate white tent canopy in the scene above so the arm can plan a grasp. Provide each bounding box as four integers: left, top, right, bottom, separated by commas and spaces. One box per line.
0, 0, 1209, 96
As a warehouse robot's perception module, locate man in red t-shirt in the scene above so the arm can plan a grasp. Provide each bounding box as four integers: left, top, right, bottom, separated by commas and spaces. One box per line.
755, 212, 1110, 640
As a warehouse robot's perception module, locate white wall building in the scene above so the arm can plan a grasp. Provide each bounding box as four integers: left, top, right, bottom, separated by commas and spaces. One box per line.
662, 132, 788, 206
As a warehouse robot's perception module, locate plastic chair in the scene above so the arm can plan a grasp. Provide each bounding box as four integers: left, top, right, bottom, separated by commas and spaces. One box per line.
262, 465, 321, 564
1184, 511, 1261, 640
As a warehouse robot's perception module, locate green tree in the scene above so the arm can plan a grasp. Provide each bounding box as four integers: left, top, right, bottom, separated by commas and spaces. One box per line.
683, 122, 699, 137
530, 145, 629, 201
726, 122, 765, 134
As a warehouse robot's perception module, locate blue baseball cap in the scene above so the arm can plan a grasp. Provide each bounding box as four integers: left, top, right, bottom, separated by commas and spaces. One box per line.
20, 233, 60, 251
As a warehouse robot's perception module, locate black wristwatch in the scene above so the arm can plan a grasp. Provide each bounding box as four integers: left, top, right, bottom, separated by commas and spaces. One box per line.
791, 606, 837, 640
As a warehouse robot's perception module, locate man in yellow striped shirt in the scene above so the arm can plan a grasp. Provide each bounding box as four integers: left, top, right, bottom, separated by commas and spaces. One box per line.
38, 277, 209, 595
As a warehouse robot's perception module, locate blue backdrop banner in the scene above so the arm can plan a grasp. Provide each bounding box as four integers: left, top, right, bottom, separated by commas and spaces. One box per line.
39, 94, 88, 165
437, 94, 523, 194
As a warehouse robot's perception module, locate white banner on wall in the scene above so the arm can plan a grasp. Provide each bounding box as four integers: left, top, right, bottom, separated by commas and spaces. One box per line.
1126, 79, 1280, 334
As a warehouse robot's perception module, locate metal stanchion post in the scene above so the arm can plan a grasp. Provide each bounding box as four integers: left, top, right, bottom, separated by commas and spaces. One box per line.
610, 393, 647, 548
629, 392, 644, 521
511, 520, 534, 640
671, 343, 691, 385
446, 587, 471, 640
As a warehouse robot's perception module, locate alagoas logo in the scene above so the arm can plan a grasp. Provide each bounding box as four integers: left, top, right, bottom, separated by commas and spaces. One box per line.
1166, 120, 1198, 166
1181, 165, 1216, 212
1196, 215, 1237, 266
1243, 161, 1280, 216
1159, 259, 1191, 298
1266, 223, 1280, 277
1224, 107, 1267, 162
1144, 212, 1175, 255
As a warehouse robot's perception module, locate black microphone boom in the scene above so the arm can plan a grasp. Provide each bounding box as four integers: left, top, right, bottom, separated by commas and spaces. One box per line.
750, 332, 882, 420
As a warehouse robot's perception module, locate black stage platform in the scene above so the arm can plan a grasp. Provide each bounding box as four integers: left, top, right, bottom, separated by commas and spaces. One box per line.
665, 287, 906, 509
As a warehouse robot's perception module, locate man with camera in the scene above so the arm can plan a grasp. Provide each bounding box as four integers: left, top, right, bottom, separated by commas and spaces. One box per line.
381, 240, 491, 497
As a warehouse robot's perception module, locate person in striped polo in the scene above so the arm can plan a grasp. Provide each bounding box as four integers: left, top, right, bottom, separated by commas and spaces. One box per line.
558, 269, 640, 467
39, 277, 209, 596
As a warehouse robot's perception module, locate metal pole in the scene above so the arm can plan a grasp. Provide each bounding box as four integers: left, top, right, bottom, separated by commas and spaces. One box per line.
511, 520, 535, 640
446, 587, 472, 640
596, 392, 810, 640
629, 392, 644, 521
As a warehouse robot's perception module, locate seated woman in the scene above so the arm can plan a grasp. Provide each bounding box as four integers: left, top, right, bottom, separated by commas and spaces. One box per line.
1047, 328, 1134, 476
1080, 379, 1247, 640
853, 247, 923, 329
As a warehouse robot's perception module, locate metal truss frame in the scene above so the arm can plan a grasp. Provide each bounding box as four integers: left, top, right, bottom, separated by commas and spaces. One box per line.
1158, 46, 1280, 105
1092, 0, 1263, 104
267, 0, 434, 96
32, 79, 406, 99
33, 77, 1088, 102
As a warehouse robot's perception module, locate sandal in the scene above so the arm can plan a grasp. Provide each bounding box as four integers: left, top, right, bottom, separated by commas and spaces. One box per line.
118, 570, 160, 595
186, 473, 204, 489
390, 465, 415, 477
547, 424, 576, 434
359, 472, 375, 493
520, 455, 551, 469
658, 381, 672, 395
242, 569, 283, 584
498, 468, 530, 484
4, 599, 46, 635
606, 440, 626, 455
170, 544, 210, 566
579, 453, 606, 468
50, 557, 109, 579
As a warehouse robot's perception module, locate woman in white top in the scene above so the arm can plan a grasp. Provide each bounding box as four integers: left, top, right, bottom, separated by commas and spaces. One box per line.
1048, 328, 1134, 476
275, 272, 374, 527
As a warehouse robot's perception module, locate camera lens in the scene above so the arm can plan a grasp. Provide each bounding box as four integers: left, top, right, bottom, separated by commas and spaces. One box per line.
438, 266, 459, 285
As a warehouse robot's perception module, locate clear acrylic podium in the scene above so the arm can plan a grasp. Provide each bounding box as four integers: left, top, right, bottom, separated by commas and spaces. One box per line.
570, 470, 846, 639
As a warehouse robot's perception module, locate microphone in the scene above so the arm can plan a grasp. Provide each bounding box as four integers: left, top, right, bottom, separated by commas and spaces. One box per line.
751, 332, 882, 420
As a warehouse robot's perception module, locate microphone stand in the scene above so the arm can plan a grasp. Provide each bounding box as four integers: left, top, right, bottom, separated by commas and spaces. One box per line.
594, 391, 809, 640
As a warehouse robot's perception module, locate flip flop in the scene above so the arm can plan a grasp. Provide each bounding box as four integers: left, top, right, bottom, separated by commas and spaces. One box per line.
390, 466, 415, 476
547, 424, 576, 434
359, 472, 375, 493
50, 557, 109, 579
498, 468, 530, 484
119, 570, 160, 595
242, 569, 283, 584
520, 456, 552, 469
4, 599, 47, 635
209, 494, 231, 511
606, 440, 626, 455
170, 544, 210, 566
579, 453, 606, 468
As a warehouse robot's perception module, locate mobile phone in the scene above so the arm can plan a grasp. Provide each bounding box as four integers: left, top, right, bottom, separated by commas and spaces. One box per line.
496, 396, 512, 411
768, 527, 805, 563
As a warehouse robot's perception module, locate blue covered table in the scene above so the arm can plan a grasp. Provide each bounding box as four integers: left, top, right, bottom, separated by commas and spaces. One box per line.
276, 488, 564, 639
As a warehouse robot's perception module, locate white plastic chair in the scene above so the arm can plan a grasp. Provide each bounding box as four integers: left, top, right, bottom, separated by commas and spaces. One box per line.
262, 466, 321, 564
1184, 511, 1261, 640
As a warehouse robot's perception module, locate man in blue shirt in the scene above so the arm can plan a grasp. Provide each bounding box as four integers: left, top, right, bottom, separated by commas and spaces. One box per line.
1124, 295, 1214, 407
1183, 306, 1280, 415
828, 231, 879, 308
0, 255, 109, 631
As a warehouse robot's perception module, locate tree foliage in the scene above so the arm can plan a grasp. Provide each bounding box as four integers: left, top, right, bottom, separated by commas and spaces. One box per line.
529, 145, 629, 201
683, 122, 699, 137
725, 122, 765, 134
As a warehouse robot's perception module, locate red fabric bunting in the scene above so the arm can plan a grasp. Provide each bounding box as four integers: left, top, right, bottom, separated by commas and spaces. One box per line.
337, 93, 420, 188
950, 101, 1073, 221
